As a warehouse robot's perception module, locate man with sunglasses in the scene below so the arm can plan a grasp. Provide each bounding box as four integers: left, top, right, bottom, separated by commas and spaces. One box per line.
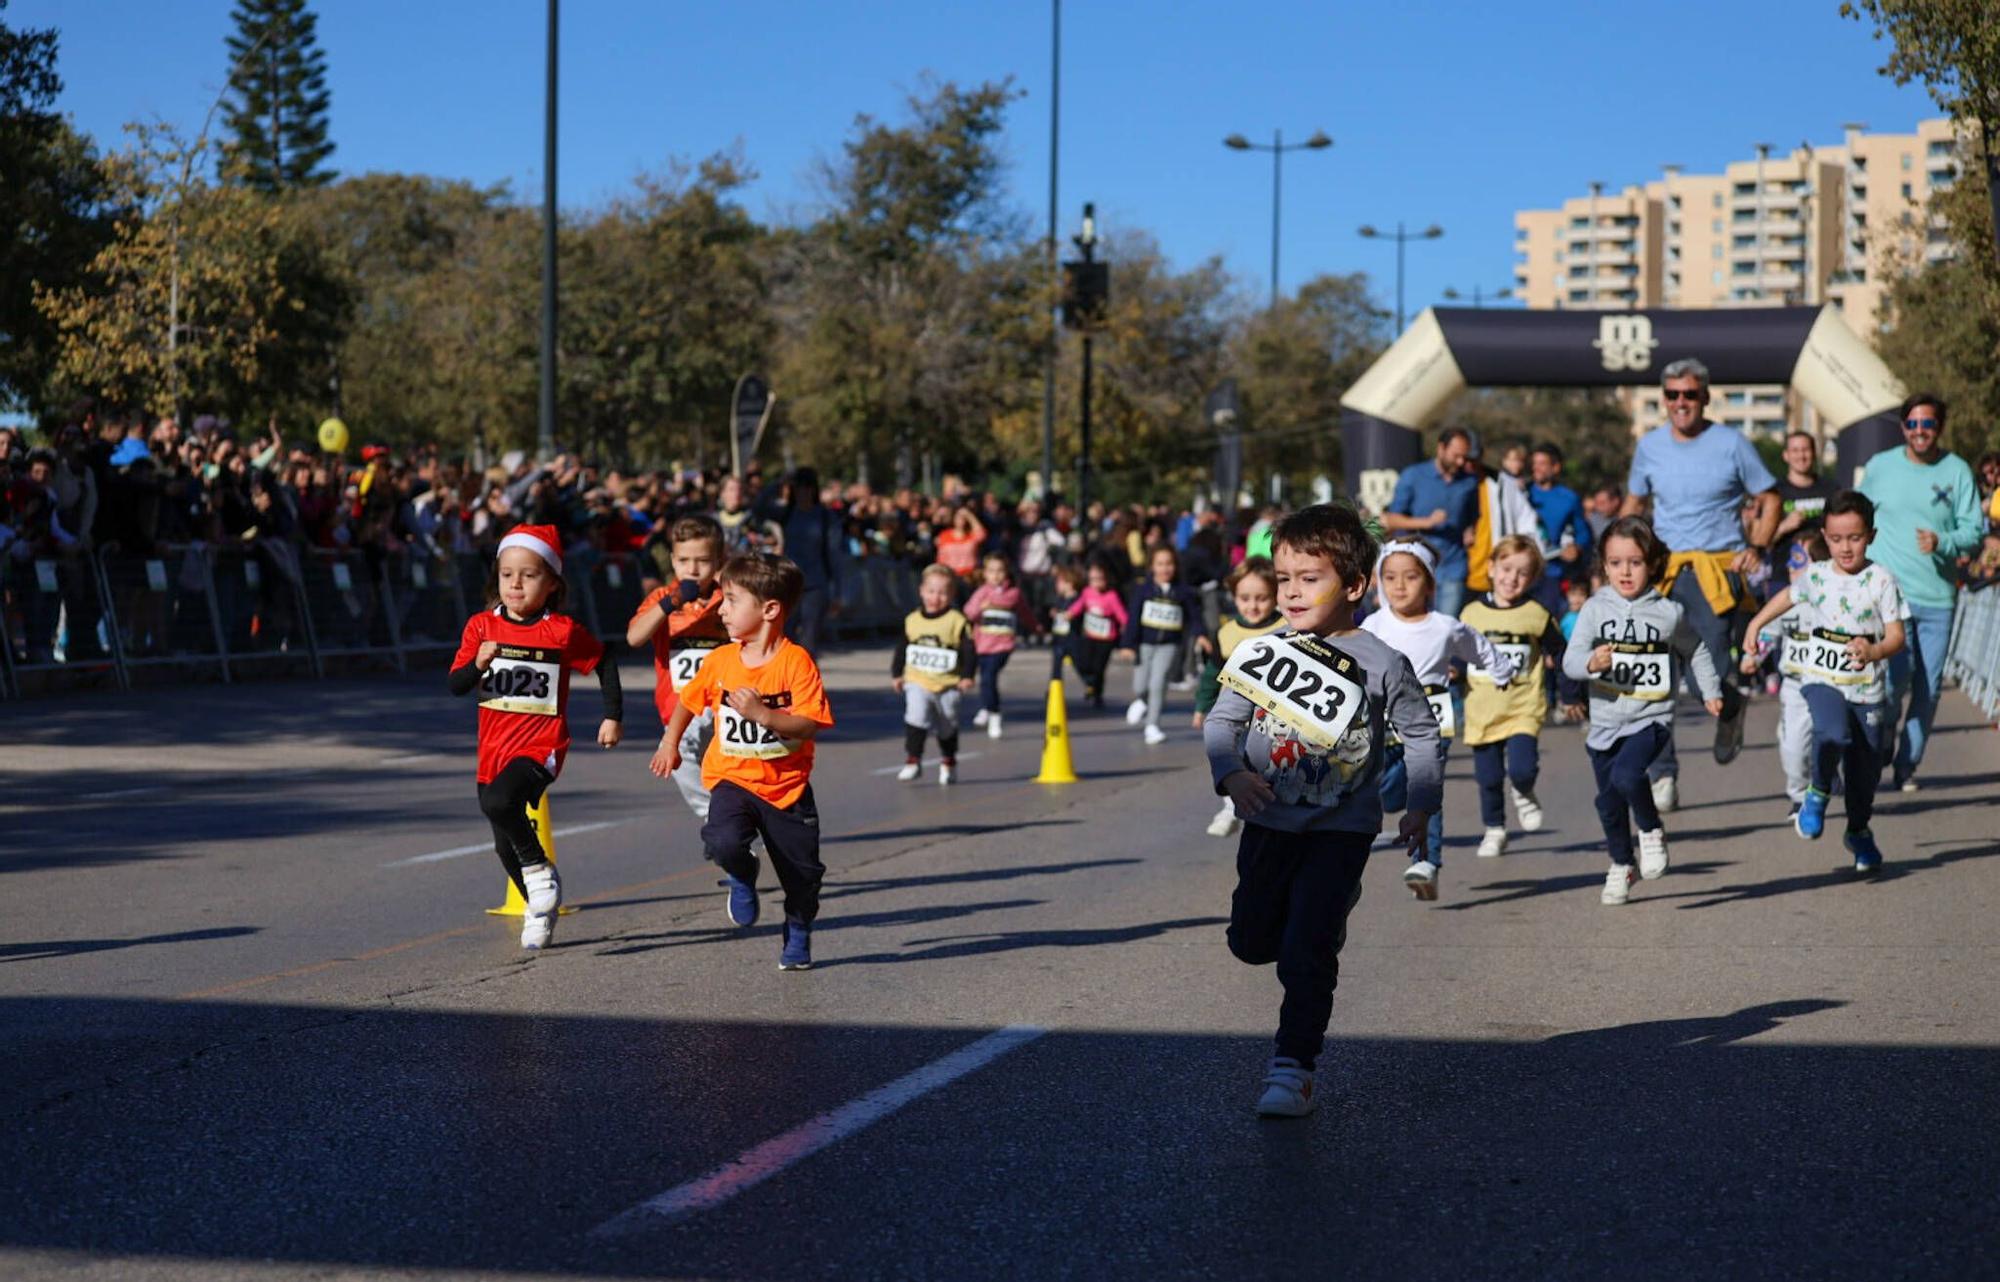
1860, 393, 1984, 791
1621, 358, 1780, 806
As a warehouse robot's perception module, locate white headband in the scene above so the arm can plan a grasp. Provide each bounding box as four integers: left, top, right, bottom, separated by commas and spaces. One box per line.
1376, 539, 1437, 581
497, 530, 563, 576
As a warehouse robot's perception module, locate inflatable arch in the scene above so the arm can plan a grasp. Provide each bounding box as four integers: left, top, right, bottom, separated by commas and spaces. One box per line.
1337, 304, 1906, 511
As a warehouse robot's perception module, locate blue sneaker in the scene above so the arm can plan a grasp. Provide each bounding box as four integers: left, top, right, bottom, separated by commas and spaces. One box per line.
1846, 830, 1883, 875
725, 875, 760, 928
779, 920, 813, 971
1795, 788, 1828, 840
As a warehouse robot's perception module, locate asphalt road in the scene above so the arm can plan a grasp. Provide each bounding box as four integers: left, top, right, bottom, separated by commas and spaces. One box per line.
3, 645, 1998, 1280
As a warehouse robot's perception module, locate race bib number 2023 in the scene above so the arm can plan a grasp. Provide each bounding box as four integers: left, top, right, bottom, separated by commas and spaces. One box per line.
479, 645, 562, 717
1218, 633, 1366, 750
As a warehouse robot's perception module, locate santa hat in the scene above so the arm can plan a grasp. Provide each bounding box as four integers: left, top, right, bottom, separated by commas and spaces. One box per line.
497, 524, 563, 576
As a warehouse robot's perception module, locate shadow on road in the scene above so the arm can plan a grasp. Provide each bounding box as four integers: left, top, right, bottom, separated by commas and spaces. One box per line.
811, 915, 1228, 968
0, 995, 1993, 1277
589, 898, 1046, 958
1439, 862, 1734, 911
0, 926, 260, 964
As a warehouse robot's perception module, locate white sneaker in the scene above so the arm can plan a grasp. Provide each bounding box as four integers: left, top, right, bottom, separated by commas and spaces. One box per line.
1169, 677, 1197, 693
520, 911, 555, 949
1125, 698, 1148, 725
1404, 860, 1439, 901
1899, 777, 1919, 794
1601, 864, 1635, 905
1143, 723, 1167, 746
1637, 828, 1670, 880
1650, 774, 1678, 813
938, 762, 957, 786
973, 708, 990, 727
987, 713, 1003, 739
1206, 800, 1241, 838
896, 761, 921, 782
521, 862, 562, 915
1254, 1057, 1316, 1117
1477, 826, 1508, 858
1508, 783, 1544, 832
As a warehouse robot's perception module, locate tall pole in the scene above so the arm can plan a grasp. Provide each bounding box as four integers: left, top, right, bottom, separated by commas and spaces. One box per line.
538, 0, 559, 462
1040, 0, 1060, 504
1395, 220, 1407, 334
1270, 128, 1282, 309
1079, 328, 1093, 519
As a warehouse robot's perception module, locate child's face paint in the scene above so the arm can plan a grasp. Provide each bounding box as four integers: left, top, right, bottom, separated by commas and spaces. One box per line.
1273, 546, 1359, 635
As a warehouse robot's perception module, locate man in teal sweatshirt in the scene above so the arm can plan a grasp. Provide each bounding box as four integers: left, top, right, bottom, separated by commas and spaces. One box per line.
1858, 392, 1985, 790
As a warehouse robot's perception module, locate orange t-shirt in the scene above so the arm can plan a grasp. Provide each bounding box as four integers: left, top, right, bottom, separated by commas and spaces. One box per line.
935, 529, 981, 577
628, 584, 729, 726
676, 638, 834, 810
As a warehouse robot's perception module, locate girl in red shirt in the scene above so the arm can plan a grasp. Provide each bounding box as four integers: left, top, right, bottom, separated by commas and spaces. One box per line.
448, 524, 623, 950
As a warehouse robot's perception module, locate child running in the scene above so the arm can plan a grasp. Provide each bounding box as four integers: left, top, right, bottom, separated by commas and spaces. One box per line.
1065, 557, 1128, 711
626, 515, 728, 820
1738, 491, 1905, 871
1195, 556, 1284, 837
1119, 545, 1213, 744
651, 552, 834, 970
1459, 534, 1580, 857
962, 553, 1034, 740
448, 523, 623, 950
1047, 563, 1083, 684
1561, 517, 1723, 905
1747, 533, 1830, 825
1362, 537, 1516, 900
1204, 504, 1441, 1117
892, 563, 978, 784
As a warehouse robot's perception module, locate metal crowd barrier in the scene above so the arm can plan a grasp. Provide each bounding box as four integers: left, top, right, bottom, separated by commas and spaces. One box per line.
1, 542, 930, 699
1943, 585, 1999, 722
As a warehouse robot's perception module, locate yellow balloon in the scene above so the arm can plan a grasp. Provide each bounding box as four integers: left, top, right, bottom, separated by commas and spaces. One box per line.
317, 418, 349, 453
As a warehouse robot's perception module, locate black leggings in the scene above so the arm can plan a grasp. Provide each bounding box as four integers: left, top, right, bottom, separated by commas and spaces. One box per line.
478, 757, 555, 894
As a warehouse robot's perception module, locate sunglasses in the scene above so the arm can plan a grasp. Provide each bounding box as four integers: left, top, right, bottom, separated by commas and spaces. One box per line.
1903, 418, 1940, 431
1661, 388, 1704, 403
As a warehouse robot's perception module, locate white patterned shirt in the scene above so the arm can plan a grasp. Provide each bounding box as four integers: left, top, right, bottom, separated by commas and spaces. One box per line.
1792, 560, 1905, 704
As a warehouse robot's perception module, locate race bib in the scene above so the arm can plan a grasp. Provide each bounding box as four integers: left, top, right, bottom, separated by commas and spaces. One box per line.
1591, 641, 1672, 702
1218, 632, 1366, 751
718, 701, 792, 759
1778, 630, 1809, 679
1051, 612, 1072, 637
1082, 611, 1116, 642
479, 644, 562, 716
1424, 683, 1457, 739
1800, 628, 1875, 687
668, 638, 723, 687
904, 642, 958, 675
1471, 634, 1532, 684
978, 608, 1017, 636
1139, 598, 1184, 632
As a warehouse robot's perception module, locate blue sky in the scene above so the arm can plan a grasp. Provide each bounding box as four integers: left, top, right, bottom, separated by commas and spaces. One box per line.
35, 0, 1940, 317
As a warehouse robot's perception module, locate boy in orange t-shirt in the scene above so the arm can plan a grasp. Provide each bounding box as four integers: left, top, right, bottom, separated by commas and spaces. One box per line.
653, 551, 835, 970
627, 515, 730, 819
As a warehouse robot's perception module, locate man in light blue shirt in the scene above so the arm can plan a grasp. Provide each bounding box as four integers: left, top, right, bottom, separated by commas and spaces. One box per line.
1859, 392, 1985, 790
1622, 357, 1780, 799
1381, 427, 1479, 616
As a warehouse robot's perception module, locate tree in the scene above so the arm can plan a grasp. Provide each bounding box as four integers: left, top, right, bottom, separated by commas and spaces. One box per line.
1843, 0, 2000, 260
0, 3, 115, 416
221, 0, 335, 192
1230, 273, 1389, 492
34, 121, 348, 423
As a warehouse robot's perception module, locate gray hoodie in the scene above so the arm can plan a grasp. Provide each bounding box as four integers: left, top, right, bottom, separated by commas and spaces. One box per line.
1561, 585, 1721, 751
1203, 627, 1441, 834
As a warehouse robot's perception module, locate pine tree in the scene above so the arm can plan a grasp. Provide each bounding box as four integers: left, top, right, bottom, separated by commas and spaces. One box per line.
220, 0, 334, 192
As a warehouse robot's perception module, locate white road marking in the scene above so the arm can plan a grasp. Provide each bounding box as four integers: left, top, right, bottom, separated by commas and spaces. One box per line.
868, 751, 986, 776
80, 786, 168, 801
589, 1023, 1047, 1237
382, 820, 626, 868
378, 752, 439, 765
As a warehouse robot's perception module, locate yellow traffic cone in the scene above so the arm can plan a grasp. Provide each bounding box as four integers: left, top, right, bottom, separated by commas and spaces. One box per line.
486, 792, 577, 916
1033, 677, 1079, 784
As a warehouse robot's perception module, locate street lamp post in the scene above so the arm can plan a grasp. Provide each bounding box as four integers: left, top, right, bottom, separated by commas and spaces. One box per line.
1062, 204, 1107, 517
1223, 128, 1332, 309
538, 0, 558, 462
1442, 284, 1513, 308
1357, 221, 1443, 334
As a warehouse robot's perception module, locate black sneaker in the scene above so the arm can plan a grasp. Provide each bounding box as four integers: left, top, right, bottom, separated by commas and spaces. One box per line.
1713, 695, 1746, 765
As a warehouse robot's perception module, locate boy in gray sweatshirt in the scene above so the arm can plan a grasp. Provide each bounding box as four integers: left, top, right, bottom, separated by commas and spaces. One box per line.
1560, 517, 1723, 905
1204, 504, 1441, 1117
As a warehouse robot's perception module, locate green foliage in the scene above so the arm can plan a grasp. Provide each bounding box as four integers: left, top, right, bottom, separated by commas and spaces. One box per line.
1445, 387, 1636, 494
222, 0, 335, 192
0, 3, 115, 415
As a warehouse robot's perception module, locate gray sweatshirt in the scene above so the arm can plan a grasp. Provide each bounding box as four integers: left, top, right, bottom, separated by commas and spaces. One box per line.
1203, 627, 1442, 834
1561, 585, 1721, 751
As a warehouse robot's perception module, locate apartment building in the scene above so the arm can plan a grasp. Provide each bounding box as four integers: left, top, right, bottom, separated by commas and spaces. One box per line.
1513, 118, 1964, 440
